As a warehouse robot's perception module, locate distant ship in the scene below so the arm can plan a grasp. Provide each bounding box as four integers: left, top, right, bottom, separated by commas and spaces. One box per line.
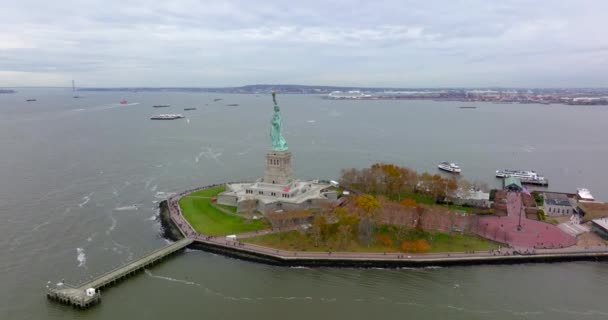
120, 99, 128, 104
327, 90, 372, 99
226, 104, 239, 106
72, 80, 82, 98
153, 105, 170, 108
213, 98, 223, 102
438, 162, 461, 173
150, 114, 184, 120
26, 99, 37, 102
459, 106, 477, 109
183, 108, 197, 111
495, 169, 549, 186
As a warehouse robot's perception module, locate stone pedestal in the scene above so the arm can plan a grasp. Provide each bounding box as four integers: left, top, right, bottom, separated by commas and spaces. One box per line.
264, 151, 293, 185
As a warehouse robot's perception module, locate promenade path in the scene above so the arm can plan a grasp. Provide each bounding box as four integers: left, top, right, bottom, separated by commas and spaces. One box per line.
477, 191, 577, 249
168, 188, 605, 263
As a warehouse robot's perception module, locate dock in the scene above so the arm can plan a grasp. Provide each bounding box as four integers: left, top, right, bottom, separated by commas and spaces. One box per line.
47, 238, 193, 308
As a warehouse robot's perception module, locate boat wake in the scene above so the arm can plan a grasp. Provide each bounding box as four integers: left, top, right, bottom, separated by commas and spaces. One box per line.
195, 147, 223, 165
76, 248, 86, 268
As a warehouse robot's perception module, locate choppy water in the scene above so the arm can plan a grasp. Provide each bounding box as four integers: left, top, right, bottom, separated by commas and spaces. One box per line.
2, 88, 608, 319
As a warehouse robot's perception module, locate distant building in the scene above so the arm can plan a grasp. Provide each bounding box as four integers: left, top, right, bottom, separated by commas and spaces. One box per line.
454, 189, 491, 208
591, 218, 608, 240
543, 192, 575, 216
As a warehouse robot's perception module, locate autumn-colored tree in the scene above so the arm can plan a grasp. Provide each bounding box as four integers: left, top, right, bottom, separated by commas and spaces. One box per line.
310, 215, 326, 247
358, 217, 374, 246
400, 240, 415, 252
377, 234, 393, 247
336, 207, 359, 231
400, 198, 417, 208
336, 224, 352, 249
413, 239, 431, 252
355, 194, 380, 217
400, 239, 431, 253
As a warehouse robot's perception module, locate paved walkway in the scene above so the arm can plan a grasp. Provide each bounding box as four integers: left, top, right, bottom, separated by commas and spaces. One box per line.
477, 192, 577, 249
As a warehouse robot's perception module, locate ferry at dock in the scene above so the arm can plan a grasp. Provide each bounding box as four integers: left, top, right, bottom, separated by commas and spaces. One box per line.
438, 162, 461, 173
150, 114, 184, 120
495, 169, 549, 186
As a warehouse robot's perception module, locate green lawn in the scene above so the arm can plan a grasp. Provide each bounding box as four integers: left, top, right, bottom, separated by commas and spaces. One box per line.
242, 228, 500, 253
179, 186, 270, 236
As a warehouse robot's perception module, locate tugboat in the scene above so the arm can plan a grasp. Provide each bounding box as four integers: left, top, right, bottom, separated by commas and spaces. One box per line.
438, 162, 461, 173
150, 114, 184, 120
119, 99, 128, 104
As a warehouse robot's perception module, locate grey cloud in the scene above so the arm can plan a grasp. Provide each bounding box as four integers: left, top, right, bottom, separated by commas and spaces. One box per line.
1, 0, 607, 87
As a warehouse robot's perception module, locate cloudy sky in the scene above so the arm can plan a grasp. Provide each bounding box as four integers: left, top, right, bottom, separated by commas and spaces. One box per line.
1, 0, 607, 87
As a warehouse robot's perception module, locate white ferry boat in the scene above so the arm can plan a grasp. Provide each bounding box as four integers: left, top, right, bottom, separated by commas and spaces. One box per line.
495, 169, 549, 186
150, 114, 184, 120
438, 162, 461, 173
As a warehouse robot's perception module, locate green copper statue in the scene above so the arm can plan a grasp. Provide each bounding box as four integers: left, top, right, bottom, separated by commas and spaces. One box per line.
270, 91, 288, 151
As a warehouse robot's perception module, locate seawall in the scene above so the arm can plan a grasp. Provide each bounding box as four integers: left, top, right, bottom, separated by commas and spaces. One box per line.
158, 201, 608, 268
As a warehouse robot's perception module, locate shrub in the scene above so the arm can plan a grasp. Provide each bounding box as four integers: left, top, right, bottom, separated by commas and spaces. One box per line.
537, 209, 546, 221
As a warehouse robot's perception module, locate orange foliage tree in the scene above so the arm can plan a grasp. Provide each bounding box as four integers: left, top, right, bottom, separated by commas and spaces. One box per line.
400, 239, 432, 253
400, 198, 417, 208
377, 234, 393, 247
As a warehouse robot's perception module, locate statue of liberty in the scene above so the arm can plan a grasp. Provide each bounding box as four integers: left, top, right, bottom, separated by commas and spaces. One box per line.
270, 91, 288, 151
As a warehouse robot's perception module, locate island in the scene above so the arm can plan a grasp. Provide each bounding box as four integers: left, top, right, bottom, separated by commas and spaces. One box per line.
159, 92, 608, 266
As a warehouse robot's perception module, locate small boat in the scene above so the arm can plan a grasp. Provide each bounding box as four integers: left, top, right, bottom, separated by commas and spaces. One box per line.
26, 99, 37, 102
153, 105, 170, 108
73, 95, 82, 99
184, 107, 197, 111
120, 99, 128, 104
226, 104, 239, 107
459, 106, 477, 109
150, 114, 184, 120
438, 162, 461, 173
213, 98, 223, 102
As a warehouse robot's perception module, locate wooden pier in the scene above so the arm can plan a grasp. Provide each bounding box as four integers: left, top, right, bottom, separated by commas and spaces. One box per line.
47, 238, 193, 308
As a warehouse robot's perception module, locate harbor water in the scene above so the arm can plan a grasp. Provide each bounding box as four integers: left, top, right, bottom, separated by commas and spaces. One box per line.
2, 89, 608, 319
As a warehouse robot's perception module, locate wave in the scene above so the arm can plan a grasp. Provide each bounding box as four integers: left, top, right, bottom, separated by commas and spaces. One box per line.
32, 221, 50, 231
150, 184, 158, 192
114, 205, 138, 211
78, 192, 94, 207
154, 191, 176, 199
76, 248, 86, 267
106, 215, 117, 235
